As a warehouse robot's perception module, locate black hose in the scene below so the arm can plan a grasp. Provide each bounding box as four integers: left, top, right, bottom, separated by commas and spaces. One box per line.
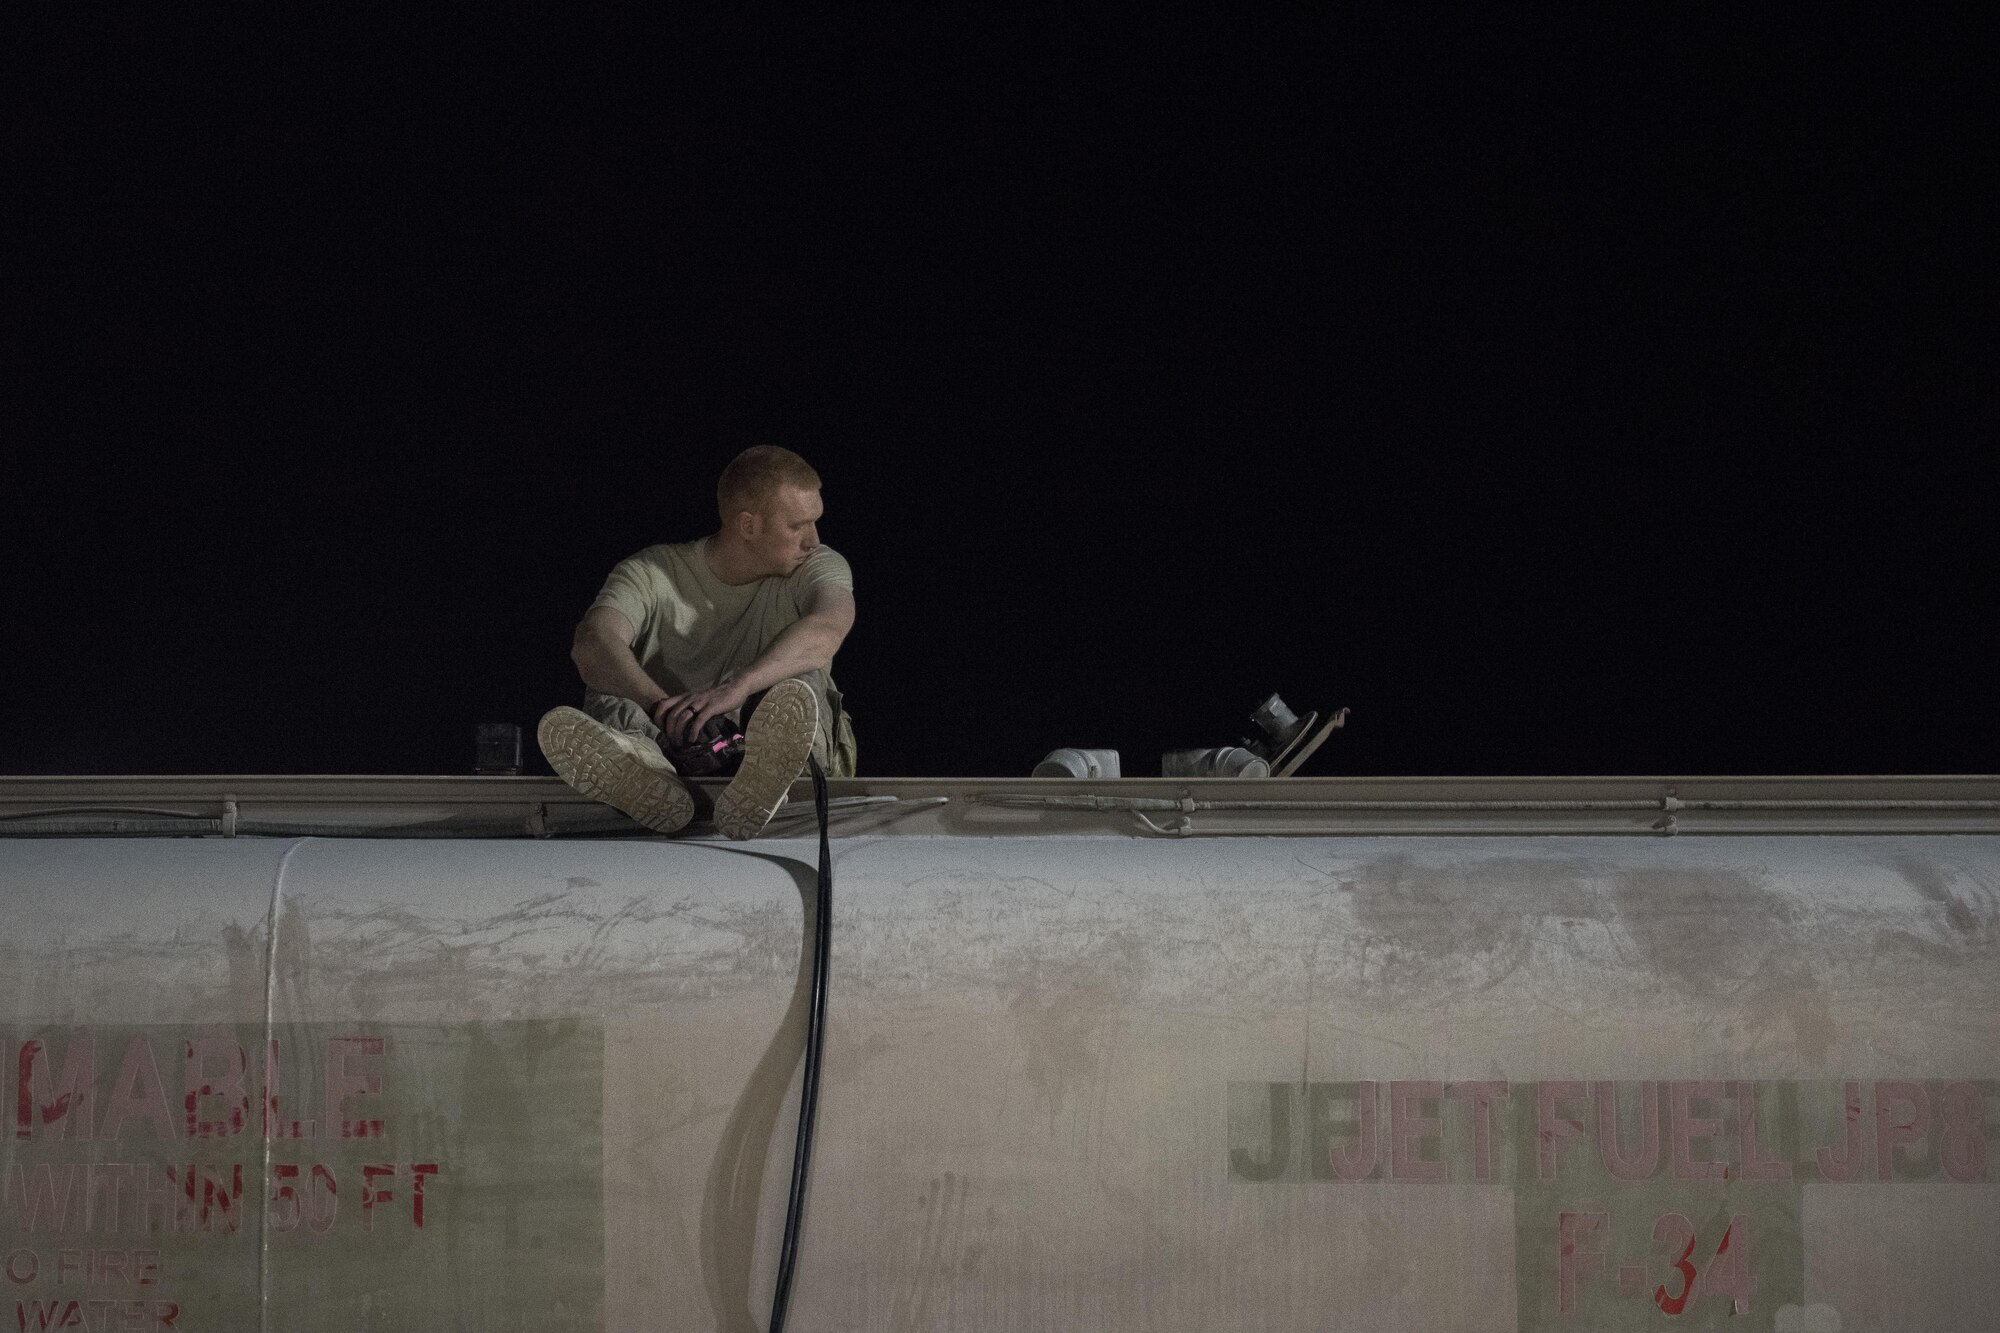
768, 755, 831, 1333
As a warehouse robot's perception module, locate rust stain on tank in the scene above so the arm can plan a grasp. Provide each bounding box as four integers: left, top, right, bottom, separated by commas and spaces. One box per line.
1784, 988, 1837, 1064
890, 1171, 973, 1333
1611, 868, 1799, 996
1333, 854, 1598, 1002
1888, 853, 1992, 939
1005, 935, 1146, 1116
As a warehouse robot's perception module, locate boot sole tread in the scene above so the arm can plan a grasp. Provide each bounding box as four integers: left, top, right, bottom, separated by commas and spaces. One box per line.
537, 707, 694, 834
715, 680, 819, 839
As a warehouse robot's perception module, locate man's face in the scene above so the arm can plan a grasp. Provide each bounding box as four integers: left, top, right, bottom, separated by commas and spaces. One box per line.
747, 484, 823, 576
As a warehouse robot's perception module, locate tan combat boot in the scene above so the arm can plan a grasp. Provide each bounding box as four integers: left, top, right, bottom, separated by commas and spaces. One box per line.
537, 706, 695, 834
715, 678, 820, 840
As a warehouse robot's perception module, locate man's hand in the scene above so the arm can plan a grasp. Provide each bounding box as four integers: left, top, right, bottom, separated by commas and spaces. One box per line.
652, 678, 754, 746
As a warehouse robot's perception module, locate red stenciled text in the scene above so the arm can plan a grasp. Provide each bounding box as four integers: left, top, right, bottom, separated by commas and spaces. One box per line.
10, 1035, 387, 1145
1229, 1078, 1994, 1183
5, 1163, 440, 1238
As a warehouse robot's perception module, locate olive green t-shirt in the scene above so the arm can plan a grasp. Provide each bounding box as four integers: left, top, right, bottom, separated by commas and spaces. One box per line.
587, 540, 854, 696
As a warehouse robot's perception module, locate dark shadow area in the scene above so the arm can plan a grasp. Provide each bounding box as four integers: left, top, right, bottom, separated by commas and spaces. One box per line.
689, 845, 820, 1333
7, 12, 1991, 778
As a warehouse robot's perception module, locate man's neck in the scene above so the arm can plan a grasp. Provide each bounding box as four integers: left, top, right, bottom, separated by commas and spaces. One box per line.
701, 533, 766, 586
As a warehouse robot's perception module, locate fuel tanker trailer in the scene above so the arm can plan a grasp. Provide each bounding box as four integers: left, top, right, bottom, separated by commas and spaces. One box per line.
0, 772, 1996, 1332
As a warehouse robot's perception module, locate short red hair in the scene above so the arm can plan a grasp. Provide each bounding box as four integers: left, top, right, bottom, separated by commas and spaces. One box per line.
717, 446, 821, 523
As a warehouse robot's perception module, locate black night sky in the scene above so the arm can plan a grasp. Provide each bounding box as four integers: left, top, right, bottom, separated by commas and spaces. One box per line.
8, 12, 1992, 779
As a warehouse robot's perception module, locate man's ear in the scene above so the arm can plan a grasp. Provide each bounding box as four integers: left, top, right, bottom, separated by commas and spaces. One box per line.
733, 508, 761, 539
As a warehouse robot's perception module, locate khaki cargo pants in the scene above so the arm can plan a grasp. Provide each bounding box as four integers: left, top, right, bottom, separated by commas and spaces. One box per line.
584, 670, 858, 778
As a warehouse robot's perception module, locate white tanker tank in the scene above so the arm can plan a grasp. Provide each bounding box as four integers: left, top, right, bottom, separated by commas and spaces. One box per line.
0, 773, 1995, 1332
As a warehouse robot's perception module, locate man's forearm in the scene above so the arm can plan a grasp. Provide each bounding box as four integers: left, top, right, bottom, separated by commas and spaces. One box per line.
572, 634, 670, 709
725, 617, 845, 698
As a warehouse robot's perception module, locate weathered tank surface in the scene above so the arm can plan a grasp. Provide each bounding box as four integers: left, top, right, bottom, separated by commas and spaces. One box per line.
0, 774, 1994, 1331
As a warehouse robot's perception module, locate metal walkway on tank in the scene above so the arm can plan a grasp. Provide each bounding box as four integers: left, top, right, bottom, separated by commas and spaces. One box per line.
2, 773, 1996, 839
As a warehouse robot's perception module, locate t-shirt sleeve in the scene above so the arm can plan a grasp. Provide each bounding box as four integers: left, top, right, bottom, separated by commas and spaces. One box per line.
589, 556, 659, 637
789, 546, 854, 612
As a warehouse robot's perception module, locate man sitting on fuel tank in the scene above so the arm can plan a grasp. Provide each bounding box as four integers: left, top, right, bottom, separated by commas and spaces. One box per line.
538, 446, 857, 838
